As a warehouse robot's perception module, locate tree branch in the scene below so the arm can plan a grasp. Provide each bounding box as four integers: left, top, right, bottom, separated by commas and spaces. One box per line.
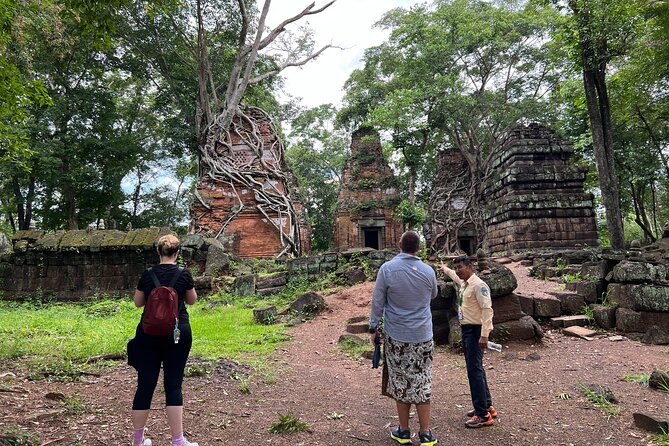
248, 44, 338, 84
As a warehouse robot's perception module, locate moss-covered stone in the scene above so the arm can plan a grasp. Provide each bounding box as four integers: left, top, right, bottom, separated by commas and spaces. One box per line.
60, 230, 91, 251
12, 230, 45, 241
13, 240, 30, 253
609, 283, 669, 312
35, 231, 66, 251
126, 227, 163, 249
99, 230, 130, 250
479, 262, 518, 297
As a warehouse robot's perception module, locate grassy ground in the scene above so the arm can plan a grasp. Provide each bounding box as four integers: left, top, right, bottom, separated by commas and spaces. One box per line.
0, 293, 291, 379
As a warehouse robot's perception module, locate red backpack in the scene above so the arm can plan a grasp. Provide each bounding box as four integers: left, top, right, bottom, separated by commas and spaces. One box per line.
142, 267, 183, 336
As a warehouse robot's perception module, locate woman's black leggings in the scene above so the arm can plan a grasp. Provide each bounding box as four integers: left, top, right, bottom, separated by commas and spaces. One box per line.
132, 325, 192, 410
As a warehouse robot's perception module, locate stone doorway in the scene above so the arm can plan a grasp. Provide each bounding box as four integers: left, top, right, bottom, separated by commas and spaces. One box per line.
363, 228, 381, 250
458, 237, 474, 255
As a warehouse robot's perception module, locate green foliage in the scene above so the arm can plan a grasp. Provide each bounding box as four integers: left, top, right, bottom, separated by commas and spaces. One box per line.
394, 199, 427, 230
285, 104, 347, 252
579, 384, 621, 418
622, 373, 650, 386
269, 412, 310, 434
339, 0, 559, 207
581, 305, 594, 320
338, 337, 370, 359
326, 411, 345, 420
563, 273, 582, 283
555, 257, 568, 269
651, 425, 669, 446
62, 396, 88, 415
238, 373, 254, 395
184, 361, 212, 378
557, 392, 573, 400
0, 426, 40, 446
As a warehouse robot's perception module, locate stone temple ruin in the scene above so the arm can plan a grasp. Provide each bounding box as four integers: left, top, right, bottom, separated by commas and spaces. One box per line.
485, 124, 599, 253
333, 127, 404, 251
191, 106, 310, 258
427, 123, 599, 255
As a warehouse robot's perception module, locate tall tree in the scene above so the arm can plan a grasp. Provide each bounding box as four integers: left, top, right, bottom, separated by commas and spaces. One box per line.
558, 0, 640, 249
285, 104, 347, 251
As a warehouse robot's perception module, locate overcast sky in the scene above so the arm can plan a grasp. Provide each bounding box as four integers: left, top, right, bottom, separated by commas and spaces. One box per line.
266, 0, 421, 109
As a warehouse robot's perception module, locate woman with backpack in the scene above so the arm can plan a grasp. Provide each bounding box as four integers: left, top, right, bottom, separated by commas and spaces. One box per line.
130, 234, 198, 446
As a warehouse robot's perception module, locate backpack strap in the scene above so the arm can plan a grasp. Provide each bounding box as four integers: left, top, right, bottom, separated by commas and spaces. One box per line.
168, 266, 184, 288
147, 267, 162, 289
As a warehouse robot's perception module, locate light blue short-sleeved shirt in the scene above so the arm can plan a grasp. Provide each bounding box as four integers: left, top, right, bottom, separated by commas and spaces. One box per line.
369, 253, 438, 343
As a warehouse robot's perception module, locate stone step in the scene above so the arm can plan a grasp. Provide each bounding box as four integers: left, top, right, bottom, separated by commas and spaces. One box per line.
533, 295, 561, 318
547, 291, 586, 314
550, 315, 591, 328
563, 325, 598, 339
346, 322, 369, 334
256, 285, 286, 296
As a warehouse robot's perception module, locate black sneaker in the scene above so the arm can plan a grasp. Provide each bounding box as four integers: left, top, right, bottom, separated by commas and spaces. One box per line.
390, 427, 412, 445
419, 430, 438, 446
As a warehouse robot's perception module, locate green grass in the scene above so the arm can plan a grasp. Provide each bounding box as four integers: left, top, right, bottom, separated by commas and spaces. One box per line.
581, 304, 594, 320
0, 294, 291, 378
563, 272, 582, 283
622, 373, 650, 386
579, 384, 622, 418
0, 425, 40, 446
651, 426, 669, 446
62, 396, 88, 415
338, 337, 371, 359
269, 412, 309, 434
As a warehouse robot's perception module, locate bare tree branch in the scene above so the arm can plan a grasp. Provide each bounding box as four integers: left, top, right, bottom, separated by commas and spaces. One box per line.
248, 43, 340, 84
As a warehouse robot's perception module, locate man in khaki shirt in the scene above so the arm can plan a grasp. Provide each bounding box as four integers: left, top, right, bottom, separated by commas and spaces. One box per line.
440, 255, 497, 428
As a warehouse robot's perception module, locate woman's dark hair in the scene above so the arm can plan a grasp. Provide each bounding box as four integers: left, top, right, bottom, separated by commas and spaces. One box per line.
157, 234, 180, 257
399, 231, 420, 254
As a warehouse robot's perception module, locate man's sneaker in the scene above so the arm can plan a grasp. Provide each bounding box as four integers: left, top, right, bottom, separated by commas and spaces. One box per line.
390, 427, 412, 445
132, 439, 152, 446
419, 430, 438, 446
465, 413, 495, 428
466, 405, 497, 418
175, 440, 198, 446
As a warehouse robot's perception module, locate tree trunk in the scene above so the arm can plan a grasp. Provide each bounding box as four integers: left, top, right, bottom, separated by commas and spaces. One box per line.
62, 160, 78, 230
12, 175, 26, 230
630, 182, 656, 243
575, 3, 625, 249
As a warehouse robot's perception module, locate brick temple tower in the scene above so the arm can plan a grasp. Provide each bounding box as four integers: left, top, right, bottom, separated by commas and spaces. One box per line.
333, 127, 403, 250
190, 107, 310, 258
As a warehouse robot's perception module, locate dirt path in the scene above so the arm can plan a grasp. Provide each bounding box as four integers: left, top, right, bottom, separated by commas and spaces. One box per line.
1, 262, 668, 446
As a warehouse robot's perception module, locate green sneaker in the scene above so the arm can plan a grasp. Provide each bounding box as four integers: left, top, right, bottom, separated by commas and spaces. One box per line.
390, 427, 412, 445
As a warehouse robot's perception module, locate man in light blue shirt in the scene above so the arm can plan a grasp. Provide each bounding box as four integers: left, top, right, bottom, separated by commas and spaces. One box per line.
369, 231, 438, 446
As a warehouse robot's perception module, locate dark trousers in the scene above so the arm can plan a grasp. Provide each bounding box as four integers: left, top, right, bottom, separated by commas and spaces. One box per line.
132, 325, 192, 410
461, 324, 493, 417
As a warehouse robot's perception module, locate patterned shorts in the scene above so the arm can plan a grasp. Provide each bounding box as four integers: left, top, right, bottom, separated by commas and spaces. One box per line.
382, 337, 434, 404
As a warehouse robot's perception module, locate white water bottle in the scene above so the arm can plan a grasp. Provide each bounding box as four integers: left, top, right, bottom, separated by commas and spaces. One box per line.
487, 341, 502, 352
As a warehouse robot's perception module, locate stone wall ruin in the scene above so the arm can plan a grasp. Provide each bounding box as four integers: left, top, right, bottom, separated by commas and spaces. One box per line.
0, 228, 171, 299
